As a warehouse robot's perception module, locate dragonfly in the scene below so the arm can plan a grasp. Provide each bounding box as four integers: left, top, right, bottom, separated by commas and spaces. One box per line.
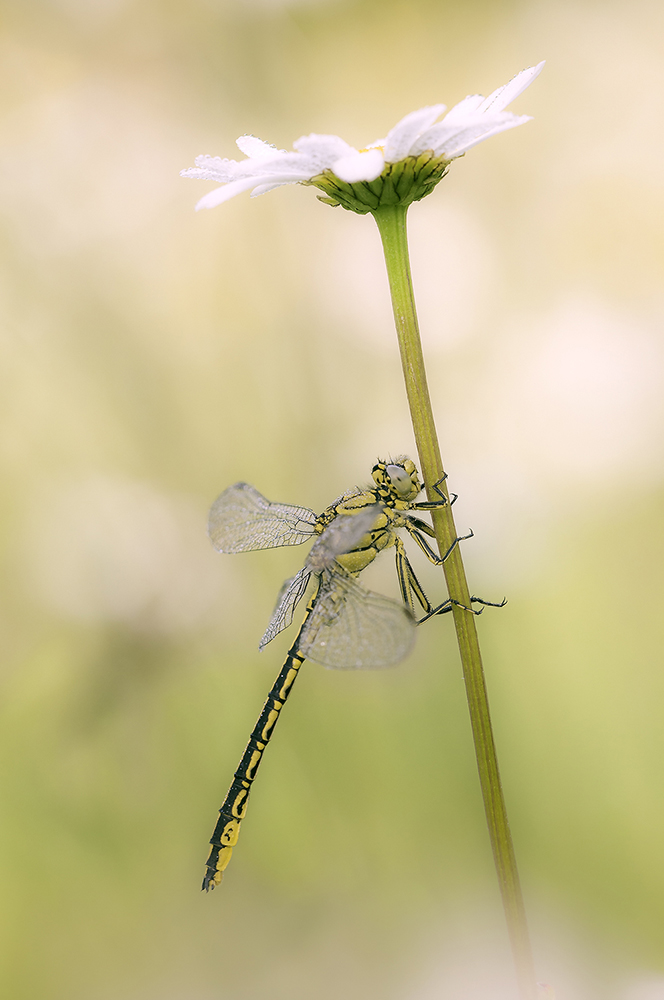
202, 456, 489, 891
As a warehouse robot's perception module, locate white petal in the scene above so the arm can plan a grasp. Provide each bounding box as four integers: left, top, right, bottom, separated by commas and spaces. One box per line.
437, 94, 485, 127
181, 155, 239, 183
236, 151, 318, 176
250, 179, 302, 197
293, 133, 356, 168
186, 148, 315, 183
332, 148, 385, 183
477, 61, 545, 114
429, 62, 544, 141
236, 134, 282, 158
194, 172, 311, 210
195, 177, 261, 210
409, 113, 489, 157
409, 123, 461, 157
383, 104, 446, 162
437, 114, 532, 159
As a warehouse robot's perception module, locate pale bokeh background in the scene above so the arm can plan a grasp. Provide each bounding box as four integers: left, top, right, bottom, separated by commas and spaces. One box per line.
1, 0, 664, 997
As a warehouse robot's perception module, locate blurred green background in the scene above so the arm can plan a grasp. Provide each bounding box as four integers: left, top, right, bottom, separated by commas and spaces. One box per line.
1, 0, 664, 997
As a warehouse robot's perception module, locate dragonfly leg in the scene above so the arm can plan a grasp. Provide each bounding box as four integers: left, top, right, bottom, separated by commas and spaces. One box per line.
417, 594, 507, 625
430, 474, 448, 499
411, 474, 458, 510
416, 597, 489, 625
440, 530, 474, 563
470, 595, 508, 609
405, 522, 474, 566
398, 523, 503, 626
395, 540, 477, 624
395, 541, 432, 616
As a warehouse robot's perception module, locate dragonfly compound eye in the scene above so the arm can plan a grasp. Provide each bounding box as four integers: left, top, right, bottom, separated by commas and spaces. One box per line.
386, 464, 416, 498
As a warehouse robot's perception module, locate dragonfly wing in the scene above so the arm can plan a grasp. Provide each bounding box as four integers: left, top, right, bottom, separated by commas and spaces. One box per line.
297, 569, 415, 670
306, 503, 383, 572
259, 568, 312, 650
208, 483, 317, 553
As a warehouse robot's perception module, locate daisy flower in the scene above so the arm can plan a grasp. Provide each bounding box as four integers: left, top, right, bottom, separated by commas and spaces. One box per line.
182, 62, 544, 214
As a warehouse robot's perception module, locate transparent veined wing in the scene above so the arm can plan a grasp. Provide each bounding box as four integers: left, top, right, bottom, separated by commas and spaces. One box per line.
258, 505, 384, 648
208, 483, 317, 553
297, 567, 415, 670
259, 567, 312, 650
306, 503, 383, 573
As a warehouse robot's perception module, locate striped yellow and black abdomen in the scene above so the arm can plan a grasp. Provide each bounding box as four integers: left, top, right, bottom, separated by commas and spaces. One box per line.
202, 639, 307, 891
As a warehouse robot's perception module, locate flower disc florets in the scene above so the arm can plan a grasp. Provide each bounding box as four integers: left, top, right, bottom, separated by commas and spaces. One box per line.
309, 151, 450, 214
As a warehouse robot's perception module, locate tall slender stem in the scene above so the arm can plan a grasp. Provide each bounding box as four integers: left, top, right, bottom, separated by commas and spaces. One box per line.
373, 202, 536, 1000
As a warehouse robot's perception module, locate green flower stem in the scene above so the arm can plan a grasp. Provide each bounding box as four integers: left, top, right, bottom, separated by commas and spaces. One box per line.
373, 202, 536, 1000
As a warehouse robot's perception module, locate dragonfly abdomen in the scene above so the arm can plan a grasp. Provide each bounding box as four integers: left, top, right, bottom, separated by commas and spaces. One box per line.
202, 643, 308, 891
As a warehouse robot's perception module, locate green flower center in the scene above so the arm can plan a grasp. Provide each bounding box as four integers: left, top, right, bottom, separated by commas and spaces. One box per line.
307, 151, 451, 215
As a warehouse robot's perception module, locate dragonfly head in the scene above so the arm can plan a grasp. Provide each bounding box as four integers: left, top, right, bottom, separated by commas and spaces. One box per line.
372, 457, 421, 503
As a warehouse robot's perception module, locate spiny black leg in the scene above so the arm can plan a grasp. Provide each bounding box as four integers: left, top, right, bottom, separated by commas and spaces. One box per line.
417, 597, 484, 625
431, 475, 458, 506
440, 529, 474, 563
417, 599, 453, 623
432, 476, 458, 505
413, 474, 450, 511
395, 545, 416, 614
406, 524, 474, 566
413, 475, 458, 511
395, 541, 433, 615
405, 525, 443, 563
430, 474, 448, 499
417, 594, 506, 626
406, 515, 436, 538
470, 595, 508, 608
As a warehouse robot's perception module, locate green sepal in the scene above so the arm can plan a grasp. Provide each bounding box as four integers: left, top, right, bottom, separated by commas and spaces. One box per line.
307, 151, 451, 216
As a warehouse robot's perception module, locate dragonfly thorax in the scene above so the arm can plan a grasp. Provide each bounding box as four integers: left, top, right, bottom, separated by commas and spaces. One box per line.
371, 457, 421, 506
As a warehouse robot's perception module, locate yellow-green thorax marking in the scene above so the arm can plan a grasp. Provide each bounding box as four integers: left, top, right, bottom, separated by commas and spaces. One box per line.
314, 458, 422, 575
